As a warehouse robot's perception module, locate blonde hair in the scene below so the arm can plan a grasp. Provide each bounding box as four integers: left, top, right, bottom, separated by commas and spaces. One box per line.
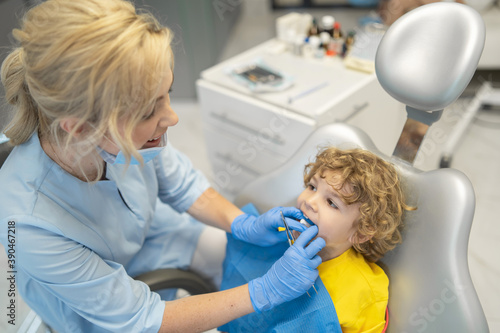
304, 147, 415, 262
1, 0, 174, 179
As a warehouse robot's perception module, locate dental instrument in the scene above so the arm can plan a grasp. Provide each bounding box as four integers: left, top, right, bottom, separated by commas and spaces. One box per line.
280, 211, 318, 296
280, 210, 295, 246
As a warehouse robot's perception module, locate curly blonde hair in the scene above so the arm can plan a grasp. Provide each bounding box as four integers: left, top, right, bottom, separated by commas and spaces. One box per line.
304, 146, 415, 262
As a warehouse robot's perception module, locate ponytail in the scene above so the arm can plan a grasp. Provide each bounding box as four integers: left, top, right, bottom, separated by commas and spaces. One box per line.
1, 48, 39, 145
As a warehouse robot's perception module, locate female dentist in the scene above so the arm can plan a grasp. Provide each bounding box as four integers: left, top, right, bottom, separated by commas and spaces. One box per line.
0, 0, 325, 332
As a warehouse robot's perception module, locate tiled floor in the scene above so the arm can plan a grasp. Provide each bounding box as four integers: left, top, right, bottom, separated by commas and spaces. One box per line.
1, 2, 499, 332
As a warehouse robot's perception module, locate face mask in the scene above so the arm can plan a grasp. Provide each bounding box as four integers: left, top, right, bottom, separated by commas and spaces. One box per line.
98, 135, 167, 165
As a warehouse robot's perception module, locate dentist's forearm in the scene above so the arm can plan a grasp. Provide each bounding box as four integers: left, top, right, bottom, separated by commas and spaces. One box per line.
187, 187, 243, 232
159, 284, 253, 332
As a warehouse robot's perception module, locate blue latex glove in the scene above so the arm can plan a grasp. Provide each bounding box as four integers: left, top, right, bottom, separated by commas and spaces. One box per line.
248, 226, 325, 313
231, 206, 307, 247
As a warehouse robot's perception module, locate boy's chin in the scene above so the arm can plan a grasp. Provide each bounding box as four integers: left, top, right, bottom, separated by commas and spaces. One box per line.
292, 230, 320, 246
318, 250, 328, 262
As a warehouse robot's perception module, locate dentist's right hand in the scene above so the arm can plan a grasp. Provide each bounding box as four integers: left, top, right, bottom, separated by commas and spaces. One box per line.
248, 225, 325, 313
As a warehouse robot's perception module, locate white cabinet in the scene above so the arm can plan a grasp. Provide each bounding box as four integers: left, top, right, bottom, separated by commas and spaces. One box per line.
197, 39, 405, 199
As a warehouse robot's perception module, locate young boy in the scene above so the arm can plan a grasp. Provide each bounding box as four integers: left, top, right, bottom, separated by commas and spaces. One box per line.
220, 146, 414, 332
297, 146, 414, 332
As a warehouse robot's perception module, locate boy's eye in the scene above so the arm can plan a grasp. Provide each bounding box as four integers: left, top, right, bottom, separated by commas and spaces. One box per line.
327, 199, 338, 209
307, 184, 316, 191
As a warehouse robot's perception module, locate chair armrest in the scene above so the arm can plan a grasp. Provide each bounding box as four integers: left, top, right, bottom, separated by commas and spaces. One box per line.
134, 268, 216, 295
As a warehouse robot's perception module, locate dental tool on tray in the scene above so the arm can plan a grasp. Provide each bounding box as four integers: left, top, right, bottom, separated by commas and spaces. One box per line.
280, 211, 318, 296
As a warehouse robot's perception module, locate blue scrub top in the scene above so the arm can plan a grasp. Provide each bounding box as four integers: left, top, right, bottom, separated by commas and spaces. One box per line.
0, 133, 210, 332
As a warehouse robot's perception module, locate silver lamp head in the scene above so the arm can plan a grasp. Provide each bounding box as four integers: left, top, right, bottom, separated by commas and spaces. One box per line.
375, 2, 485, 112
375, 2, 485, 164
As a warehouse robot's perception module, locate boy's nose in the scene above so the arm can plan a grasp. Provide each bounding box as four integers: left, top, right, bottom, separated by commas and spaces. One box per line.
305, 194, 318, 212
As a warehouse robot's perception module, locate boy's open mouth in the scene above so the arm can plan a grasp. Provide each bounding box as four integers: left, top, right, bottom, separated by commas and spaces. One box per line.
301, 215, 315, 227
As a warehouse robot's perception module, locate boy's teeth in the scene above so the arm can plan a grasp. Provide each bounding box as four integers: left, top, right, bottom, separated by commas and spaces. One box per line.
300, 219, 311, 227
148, 136, 160, 142
303, 216, 315, 226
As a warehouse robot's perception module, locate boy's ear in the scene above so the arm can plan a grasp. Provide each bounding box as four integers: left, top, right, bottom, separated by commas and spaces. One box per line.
350, 232, 373, 245
59, 117, 87, 137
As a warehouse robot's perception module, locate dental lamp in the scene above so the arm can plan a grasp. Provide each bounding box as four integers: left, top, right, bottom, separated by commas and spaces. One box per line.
376, 2, 486, 164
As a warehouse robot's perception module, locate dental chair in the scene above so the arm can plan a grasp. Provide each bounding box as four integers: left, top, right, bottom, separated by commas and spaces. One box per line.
234, 3, 489, 332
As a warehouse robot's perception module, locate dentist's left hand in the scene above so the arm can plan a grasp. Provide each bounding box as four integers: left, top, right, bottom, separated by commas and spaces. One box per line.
231, 206, 307, 247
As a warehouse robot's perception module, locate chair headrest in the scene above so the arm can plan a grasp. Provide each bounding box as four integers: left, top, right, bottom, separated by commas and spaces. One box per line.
375, 2, 485, 112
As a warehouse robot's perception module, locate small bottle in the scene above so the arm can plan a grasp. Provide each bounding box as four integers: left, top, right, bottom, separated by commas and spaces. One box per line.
319, 15, 334, 36
330, 22, 345, 56
306, 35, 323, 58
342, 30, 356, 57
333, 21, 343, 39
308, 17, 319, 37
319, 32, 331, 51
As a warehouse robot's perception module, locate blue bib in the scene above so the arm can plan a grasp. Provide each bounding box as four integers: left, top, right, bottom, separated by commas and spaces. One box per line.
219, 204, 342, 333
